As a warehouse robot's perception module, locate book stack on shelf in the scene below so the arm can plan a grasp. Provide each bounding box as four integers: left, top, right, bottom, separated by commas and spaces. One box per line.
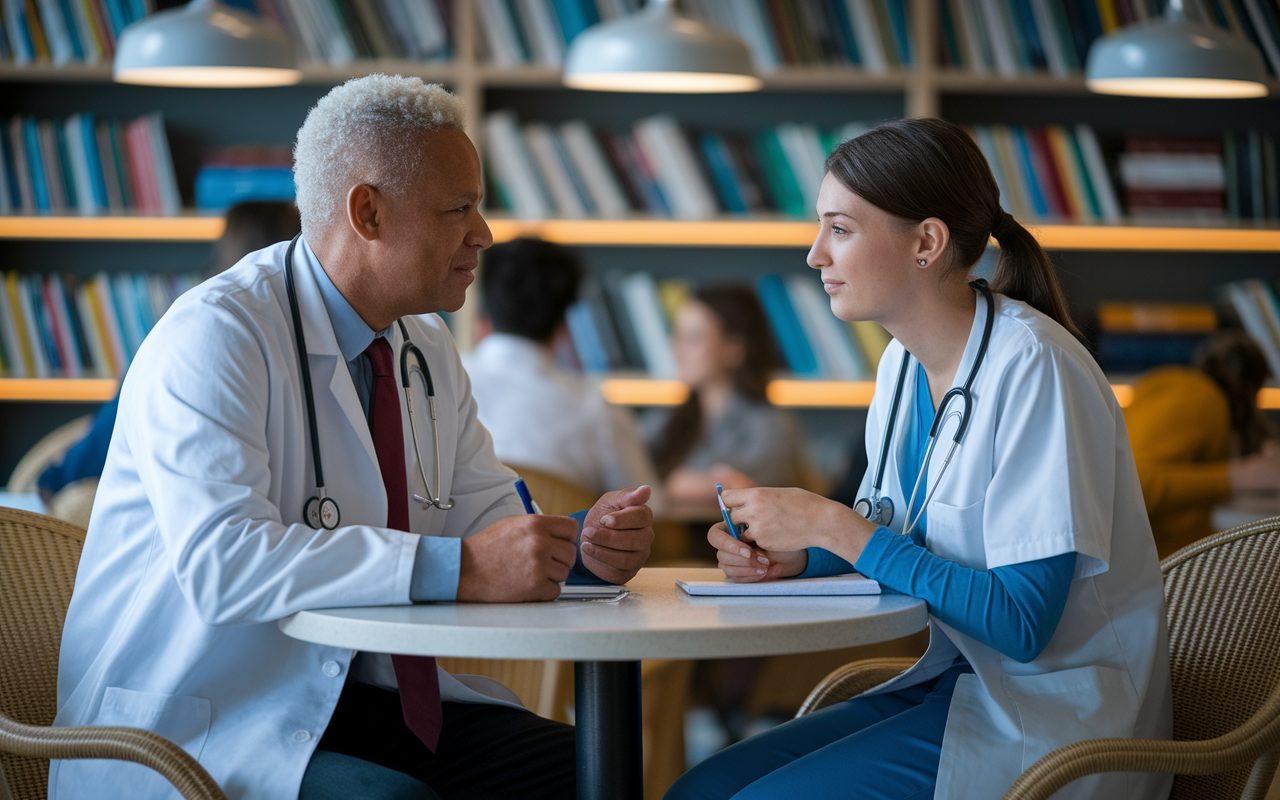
485, 110, 870, 220
0, 271, 200, 379
0, 112, 180, 216
564, 271, 891, 381
1224, 279, 1280, 378
476, 0, 915, 72
1094, 301, 1216, 374
0, 0, 148, 65
196, 146, 296, 210
250, 0, 451, 64
936, 0, 1280, 77
1119, 134, 1278, 221
970, 123, 1120, 222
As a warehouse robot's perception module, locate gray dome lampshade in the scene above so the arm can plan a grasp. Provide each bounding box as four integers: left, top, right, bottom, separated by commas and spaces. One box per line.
563, 0, 761, 93
1085, 0, 1268, 98
114, 0, 301, 87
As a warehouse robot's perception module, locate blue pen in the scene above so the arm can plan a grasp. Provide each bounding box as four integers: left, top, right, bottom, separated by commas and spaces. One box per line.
716, 482, 744, 539
514, 477, 541, 514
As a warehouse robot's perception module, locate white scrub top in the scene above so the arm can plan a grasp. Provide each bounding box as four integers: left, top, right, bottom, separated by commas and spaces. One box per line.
857, 292, 1173, 800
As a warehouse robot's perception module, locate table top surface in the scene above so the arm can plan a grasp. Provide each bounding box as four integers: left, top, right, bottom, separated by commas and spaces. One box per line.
278, 568, 928, 661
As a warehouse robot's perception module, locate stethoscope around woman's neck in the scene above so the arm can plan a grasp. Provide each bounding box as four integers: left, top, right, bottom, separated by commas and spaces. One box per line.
853, 278, 995, 538
282, 234, 454, 531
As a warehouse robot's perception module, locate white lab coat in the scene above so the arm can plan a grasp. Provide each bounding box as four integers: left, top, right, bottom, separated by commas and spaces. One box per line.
49, 241, 534, 800
856, 292, 1173, 800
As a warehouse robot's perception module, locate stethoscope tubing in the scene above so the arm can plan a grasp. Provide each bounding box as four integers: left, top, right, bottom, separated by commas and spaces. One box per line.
283, 235, 326, 493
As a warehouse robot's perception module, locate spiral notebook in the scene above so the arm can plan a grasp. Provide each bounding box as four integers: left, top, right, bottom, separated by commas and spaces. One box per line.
676, 573, 880, 596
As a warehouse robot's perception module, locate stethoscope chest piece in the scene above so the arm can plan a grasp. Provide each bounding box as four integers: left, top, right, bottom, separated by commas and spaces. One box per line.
852, 494, 894, 527
305, 493, 341, 531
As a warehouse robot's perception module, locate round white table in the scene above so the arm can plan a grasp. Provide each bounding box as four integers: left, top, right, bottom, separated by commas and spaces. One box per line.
278, 567, 928, 800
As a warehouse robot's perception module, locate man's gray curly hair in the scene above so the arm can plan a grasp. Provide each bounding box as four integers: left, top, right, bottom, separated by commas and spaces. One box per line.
293, 74, 466, 239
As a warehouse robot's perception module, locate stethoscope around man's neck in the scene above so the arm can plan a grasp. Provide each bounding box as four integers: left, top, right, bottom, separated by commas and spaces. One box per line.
853, 278, 995, 539
283, 234, 455, 531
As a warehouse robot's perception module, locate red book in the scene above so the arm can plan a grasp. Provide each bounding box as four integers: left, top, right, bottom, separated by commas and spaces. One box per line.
40, 277, 72, 377
762, 0, 799, 64
110, 121, 138, 210
1126, 189, 1226, 208
1027, 128, 1073, 218
87, 0, 115, 52
1125, 135, 1222, 155
125, 118, 157, 213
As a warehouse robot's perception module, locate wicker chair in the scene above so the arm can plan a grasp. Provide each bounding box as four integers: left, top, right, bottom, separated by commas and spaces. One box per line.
797, 517, 1280, 800
4, 417, 91, 494
0, 507, 226, 800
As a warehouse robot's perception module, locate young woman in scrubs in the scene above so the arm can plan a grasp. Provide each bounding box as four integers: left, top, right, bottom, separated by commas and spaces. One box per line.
665, 118, 1173, 800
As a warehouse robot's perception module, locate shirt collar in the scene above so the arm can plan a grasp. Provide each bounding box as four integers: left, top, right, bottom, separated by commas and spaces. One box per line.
474, 332, 553, 370
299, 237, 390, 363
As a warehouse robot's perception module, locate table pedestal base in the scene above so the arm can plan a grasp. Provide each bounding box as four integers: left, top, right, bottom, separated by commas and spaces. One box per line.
575, 661, 643, 800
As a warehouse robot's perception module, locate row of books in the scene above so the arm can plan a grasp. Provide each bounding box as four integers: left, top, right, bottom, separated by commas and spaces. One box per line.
0, 271, 201, 379
1225, 280, 1280, 380
478, 0, 915, 72
0, 113, 180, 215
970, 123, 1121, 222
195, 146, 296, 210
1093, 301, 1216, 373
565, 272, 892, 380
1117, 133, 1279, 221
486, 110, 871, 220
0, 0, 148, 65
249, 0, 451, 64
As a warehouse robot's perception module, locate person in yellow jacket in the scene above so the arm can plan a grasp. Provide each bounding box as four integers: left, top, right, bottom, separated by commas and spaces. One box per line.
1124, 331, 1280, 558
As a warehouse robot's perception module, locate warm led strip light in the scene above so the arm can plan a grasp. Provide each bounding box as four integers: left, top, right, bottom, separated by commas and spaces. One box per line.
0, 215, 226, 241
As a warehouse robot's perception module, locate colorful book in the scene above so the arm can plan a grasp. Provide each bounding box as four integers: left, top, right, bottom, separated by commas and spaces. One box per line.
758, 273, 820, 376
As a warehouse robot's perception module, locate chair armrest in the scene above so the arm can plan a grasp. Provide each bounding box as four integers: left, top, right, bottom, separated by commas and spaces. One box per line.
796, 657, 917, 717
0, 713, 227, 800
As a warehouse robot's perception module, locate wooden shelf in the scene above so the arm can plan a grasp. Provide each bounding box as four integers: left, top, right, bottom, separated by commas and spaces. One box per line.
0, 379, 119, 401
0, 214, 225, 241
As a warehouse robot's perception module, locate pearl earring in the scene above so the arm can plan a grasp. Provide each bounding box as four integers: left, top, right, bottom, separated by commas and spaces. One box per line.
917, 259, 927, 266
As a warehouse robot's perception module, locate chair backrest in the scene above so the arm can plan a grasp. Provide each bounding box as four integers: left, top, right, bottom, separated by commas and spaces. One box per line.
1162, 517, 1280, 800
0, 508, 86, 800
502, 464, 598, 518
5, 417, 92, 493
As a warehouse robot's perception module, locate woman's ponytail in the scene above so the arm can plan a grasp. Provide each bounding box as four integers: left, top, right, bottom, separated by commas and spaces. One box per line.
825, 118, 1087, 347
989, 210, 1087, 346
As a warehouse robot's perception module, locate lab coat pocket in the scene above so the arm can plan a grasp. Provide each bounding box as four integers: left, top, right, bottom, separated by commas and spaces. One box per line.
924, 497, 987, 569
51, 688, 211, 800
1005, 665, 1138, 771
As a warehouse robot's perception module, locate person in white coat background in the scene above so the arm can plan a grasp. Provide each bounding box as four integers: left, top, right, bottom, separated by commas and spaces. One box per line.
50, 75, 654, 800
667, 118, 1173, 800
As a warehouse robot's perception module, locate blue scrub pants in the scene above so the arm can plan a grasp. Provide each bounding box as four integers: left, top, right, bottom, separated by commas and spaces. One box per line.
665, 661, 970, 800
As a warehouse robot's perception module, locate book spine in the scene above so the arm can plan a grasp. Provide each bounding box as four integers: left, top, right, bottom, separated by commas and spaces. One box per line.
620, 272, 677, 378
757, 273, 820, 376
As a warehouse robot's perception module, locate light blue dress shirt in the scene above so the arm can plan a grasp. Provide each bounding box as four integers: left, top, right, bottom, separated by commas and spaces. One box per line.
297, 238, 460, 602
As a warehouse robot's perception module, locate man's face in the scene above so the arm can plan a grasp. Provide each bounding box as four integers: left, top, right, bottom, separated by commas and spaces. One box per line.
373, 128, 492, 316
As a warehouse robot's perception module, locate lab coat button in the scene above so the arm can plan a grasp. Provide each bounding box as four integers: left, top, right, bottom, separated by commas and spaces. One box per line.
292, 730, 311, 743
322, 661, 341, 677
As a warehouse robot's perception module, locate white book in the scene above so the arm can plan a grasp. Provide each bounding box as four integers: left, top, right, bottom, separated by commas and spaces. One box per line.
144, 114, 181, 215
1027, 0, 1068, 76
677, 573, 881, 596
484, 111, 554, 218
3, 0, 34, 64
64, 115, 99, 216
0, 277, 26, 377
524, 122, 589, 218
844, 0, 888, 72
1074, 124, 1122, 221
961, 0, 997, 73
477, 0, 527, 66
785, 275, 869, 379
305, 0, 355, 64
776, 123, 826, 211
34, 0, 74, 65
74, 282, 111, 378
722, 0, 780, 71
281, 0, 331, 61
112, 272, 146, 357
46, 276, 82, 378
1118, 153, 1226, 190
395, 0, 449, 58
619, 272, 677, 378
16, 276, 50, 379
976, 0, 1019, 76
93, 272, 130, 368
513, 0, 565, 66
633, 115, 718, 220
559, 120, 630, 219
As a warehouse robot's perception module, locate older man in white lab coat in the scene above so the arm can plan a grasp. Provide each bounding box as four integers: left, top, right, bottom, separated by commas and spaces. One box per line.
49, 76, 654, 800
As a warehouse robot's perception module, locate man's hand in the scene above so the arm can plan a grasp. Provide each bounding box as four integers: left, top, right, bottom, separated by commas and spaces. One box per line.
457, 514, 578, 602
581, 485, 655, 585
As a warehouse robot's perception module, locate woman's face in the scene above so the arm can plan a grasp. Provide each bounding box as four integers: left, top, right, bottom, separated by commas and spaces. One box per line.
671, 301, 744, 389
806, 173, 922, 324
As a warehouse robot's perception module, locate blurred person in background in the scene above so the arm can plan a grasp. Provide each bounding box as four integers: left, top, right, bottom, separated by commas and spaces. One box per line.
1125, 330, 1280, 558
464, 237, 663, 509
37, 201, 302, 503
645, 285, 809, 505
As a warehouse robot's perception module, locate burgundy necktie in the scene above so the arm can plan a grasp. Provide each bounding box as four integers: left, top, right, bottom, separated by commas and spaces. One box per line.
365, 336, 443, 752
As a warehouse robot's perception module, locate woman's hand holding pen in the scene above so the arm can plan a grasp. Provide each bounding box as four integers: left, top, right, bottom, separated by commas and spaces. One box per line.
712, 488, 878, 581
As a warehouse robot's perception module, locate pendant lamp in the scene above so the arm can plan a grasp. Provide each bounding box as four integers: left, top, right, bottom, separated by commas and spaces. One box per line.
563, 0, 761, 93
1085, 0, 1268, 98
114, 0, 301, 88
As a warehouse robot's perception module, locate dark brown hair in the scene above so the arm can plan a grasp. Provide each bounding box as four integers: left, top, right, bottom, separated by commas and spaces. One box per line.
481, 237, 582, 344
651, 285, 774, 478
214, 201, 302, 275
824, 117, 1086, 345
1193, 331, 1272, 455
